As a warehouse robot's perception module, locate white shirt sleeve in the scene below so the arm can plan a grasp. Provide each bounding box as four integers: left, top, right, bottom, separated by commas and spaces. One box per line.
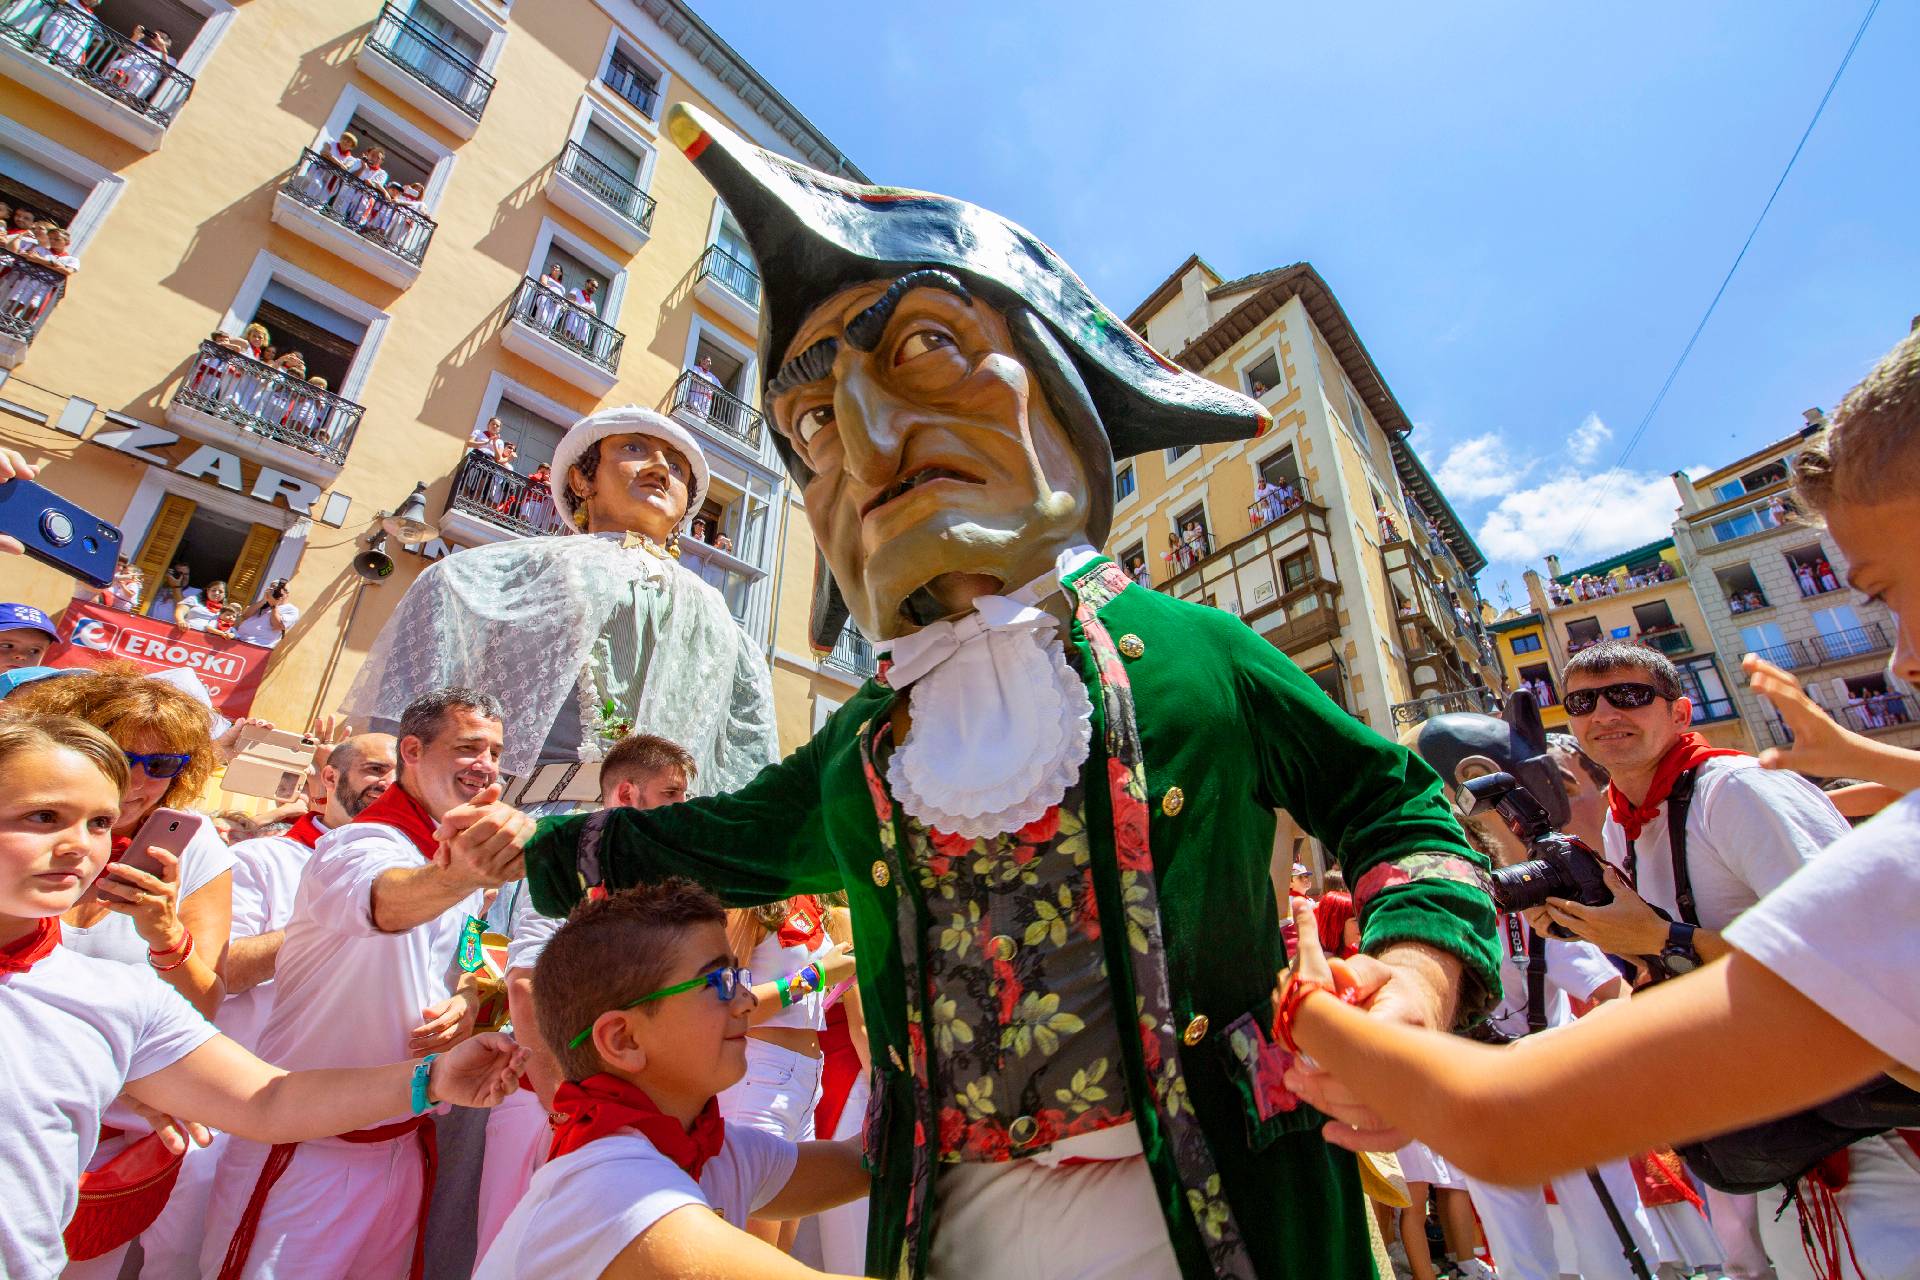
1696, 764, 1850, 904
227, 840, 277, 939
1544, 938, 1621, 1003
304, 828, 418, 938
715, 1124, 800, 1218
1724, 793, 1920, 1073
506, 886, 564, 974
125, 966, 220, 1082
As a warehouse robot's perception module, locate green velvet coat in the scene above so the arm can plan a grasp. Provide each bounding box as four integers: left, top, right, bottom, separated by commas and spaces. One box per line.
526, 558, 1498, 1279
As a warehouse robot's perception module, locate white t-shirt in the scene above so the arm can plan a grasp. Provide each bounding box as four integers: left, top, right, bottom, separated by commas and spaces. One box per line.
1485, 914, 1621, 1039
217, 829, 322, 1051
472, 1125, 797, 1280
177, 593, 218, 631
1725, 790, 1920, 1072
1599, 755, 1848, 930
62, 816, 235, 967
253, 818, 482, 1123
234, 604, 298, 648
0, 944, 217, 1278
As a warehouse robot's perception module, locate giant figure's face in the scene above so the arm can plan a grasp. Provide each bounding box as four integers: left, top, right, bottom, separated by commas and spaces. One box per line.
769, 276, 1093, 639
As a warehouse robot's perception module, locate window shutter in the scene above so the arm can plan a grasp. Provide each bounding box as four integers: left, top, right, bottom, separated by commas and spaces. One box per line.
227, 523, 280, 604
134, 494, 197, 587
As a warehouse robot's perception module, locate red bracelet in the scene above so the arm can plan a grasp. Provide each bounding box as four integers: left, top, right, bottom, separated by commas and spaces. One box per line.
149, 929, 195, 972
1273, 974, 1360, 1056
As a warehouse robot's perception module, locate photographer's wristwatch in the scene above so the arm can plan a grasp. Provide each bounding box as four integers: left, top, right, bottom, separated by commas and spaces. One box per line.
1660, 921, 1702, 976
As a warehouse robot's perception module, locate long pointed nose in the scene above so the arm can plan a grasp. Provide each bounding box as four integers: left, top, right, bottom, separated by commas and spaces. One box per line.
833, 361, 912, 488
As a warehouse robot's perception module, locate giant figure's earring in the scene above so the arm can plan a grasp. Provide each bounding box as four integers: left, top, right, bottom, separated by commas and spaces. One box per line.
667, 530, 681, 558
572, 506, 588, 530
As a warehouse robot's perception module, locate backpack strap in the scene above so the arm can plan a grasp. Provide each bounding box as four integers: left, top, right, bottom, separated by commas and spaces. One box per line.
1525, 928, 1551, 1036
1666, 767, 1703, 927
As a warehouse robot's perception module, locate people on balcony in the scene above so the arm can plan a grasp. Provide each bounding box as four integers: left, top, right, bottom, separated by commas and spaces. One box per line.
684, 354, 724, 419
1250, 476, 1301, 527
33, 0, 99, 65
0, 223, 77, 325
468, 416, 510, 463
101, 23, 173, 100
562, 276, 602, 350
1375, 504, 1400, 543
96, 557, 143, 612
531, 262, 567, 332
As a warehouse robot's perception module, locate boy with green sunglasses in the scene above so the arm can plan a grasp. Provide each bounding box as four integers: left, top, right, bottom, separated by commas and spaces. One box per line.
474, 880, 869, 1279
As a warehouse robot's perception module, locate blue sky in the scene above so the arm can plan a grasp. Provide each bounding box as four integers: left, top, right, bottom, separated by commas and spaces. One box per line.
695, 0, 1915, 607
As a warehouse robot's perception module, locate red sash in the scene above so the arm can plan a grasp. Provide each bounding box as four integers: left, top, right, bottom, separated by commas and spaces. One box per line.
215, 1115, 436, 1280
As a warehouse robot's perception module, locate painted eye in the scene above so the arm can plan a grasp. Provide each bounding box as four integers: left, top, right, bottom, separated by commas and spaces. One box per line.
894, 330, 954, 365
796, 404, 836, 447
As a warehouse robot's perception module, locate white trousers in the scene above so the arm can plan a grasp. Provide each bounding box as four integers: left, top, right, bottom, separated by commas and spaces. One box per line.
475, 1089, 549, 1262
1466, 1161, 1665, 1280
813, 1071, 872, 1275
717, 1038, 824, 1142
1826, 1133, 1920, 1280
136, 1133, 228, 1280
199, 1135, 425, 1280
927, 1156, 1179, 1279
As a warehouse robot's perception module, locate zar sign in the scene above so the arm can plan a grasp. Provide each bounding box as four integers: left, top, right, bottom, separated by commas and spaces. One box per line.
93, 420, 331, 518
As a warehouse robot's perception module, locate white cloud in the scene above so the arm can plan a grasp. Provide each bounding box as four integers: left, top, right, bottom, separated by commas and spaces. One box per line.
1476, 468, 1678, 564
1434, 433, 1529, 501
1566, 412, 1612, 466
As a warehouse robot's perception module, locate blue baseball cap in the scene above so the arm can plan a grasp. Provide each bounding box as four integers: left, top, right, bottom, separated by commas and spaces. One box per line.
0, 665, 78, 699
0, 603, 60, 641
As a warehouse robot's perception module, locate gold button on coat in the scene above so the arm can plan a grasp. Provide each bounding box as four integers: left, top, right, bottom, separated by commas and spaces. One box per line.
1161, 786, 1185, 816
1118, 633, 1146, 659
1182, 1015, 1210, 1046
990, 934, 1017, 962
871, 860, 891, 887
1008, 1115, 1039, 1146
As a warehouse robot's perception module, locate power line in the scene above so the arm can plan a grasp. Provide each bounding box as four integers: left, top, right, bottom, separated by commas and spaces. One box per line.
1556, 0, 1881, 557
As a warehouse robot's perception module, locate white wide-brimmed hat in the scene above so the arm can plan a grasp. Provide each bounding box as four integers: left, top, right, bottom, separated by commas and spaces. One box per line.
548, 405, 710, 534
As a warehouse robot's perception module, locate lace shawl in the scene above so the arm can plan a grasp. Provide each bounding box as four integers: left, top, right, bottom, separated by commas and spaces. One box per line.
342, 534, 778, 793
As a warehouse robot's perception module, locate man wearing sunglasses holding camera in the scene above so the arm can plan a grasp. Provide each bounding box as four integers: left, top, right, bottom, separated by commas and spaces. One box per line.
1549, 639, 1850, 1279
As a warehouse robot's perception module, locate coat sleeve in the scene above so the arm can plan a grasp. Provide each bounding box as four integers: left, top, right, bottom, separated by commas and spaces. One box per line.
1232, 637, 1500, 1017
524, 726, 840, 917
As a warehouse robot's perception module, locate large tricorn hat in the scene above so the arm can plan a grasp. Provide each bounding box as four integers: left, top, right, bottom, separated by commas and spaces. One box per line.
664, 103, 1271, 650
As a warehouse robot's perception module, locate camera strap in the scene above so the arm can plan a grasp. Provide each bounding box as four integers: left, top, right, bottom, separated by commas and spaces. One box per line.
1525, 929, 1550, 1036
1624, 766, 1703, 928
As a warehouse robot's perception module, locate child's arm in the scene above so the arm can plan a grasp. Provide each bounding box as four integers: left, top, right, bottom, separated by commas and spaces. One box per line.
123, 1031, 526, 1145
1281, 901, 1891, 1186
599, 1204, 863, 1280
754, 1137, 869, 1220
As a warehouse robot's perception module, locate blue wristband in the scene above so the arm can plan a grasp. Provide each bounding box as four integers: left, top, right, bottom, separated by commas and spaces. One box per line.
411, 1054, 438, 1115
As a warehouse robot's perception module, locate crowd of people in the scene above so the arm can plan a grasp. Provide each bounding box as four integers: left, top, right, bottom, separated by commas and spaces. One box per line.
1792, 556, 1843, 599
292, 132, 430, 259
1547, 561, 1680, 607
185, 323, 342, 454
0, 200, 81, 330
2, 1, 183, 109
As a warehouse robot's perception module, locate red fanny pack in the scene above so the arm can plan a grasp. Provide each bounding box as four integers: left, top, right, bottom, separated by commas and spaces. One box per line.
63, 1128, 186, 1262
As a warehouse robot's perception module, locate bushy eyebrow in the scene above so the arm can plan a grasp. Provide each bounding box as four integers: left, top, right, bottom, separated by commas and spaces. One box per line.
767, 269, 974, 398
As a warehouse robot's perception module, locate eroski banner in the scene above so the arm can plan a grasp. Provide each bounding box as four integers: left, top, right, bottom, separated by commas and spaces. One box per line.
49, 600, 270, 717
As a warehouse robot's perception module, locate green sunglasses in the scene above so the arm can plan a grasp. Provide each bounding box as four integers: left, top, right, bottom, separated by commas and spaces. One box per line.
567, 965, 754, 1050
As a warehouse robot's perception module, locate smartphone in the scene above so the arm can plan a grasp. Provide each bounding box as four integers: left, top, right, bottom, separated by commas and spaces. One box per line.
0, 476, 122, 589
80, 808, 205, 903
221, 725, 320, 801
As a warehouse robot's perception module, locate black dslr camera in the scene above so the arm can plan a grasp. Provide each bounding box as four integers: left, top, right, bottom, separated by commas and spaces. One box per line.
1463, 772, 1613, 913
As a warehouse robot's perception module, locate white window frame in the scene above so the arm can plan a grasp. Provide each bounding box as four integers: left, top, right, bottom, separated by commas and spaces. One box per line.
0, 115, 126, 254
407, 0, 510, 72
118, 463, 309, 606
159, 0, 240, 82
588, 26, 673, 133
1170, 497, 1214, 548
1234, 340, 1287, 406
523, 217, 629, 322
222, 252, 392, 404
470, 369, 574, 449
1163, 443, 1201, 477
564, 96, 660, 195
680, 313, 757, 401
1249, 439, 1302, 489
315, 85, 458, 213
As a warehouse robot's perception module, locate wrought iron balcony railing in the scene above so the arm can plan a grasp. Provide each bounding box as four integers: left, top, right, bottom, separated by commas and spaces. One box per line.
446, 450, 565, 537
0, 257, 68, 346
665, 369, 764, 450
1390, 687, 1499, 727
556, 141, 656, 234
505, 275, 625, 373
696, 244, 760, 307
367, 3, 493, 121
600, 50, 659, 116
282, 149, 438, 265
1745, 639, 1809, 670
175, 340, 364, 465
1810, 623, 1891, 665
823, 628, 877, 679
1639, 625, 1692, 657
1, 6, 195, 123
1836, 693, 1912, 734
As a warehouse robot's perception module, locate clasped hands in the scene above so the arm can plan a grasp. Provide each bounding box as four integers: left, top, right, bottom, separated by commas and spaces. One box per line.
432, 781, 532, 889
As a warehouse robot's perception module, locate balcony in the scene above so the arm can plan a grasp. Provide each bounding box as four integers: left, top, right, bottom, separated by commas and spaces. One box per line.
271, 150, 437, 287
1383, 539, 1478, 663
692, 244, 761, 330
546, 141, 656, 254
1638, 625, 1693, 658
680, 536, 765, 628
357, 3, 493, 138
821, 628, 877, 681
1746, 639, 1810, 671
1265, 580, 1342, 655
1836, 693, 1913, 735
664, 369, 764, 452
0, 8, 194, 150
599, 50, 659, 118
439, 450, 564, 545
499, 276, 624, 396
1161, 486, 1338, 628
0, 258, 67, 368
1390, 687, 1499, 728
1809, 623, 1892, 666
169, 341, 364, 486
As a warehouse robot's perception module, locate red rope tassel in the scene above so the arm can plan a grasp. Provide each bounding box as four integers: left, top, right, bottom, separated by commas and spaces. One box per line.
1792, 1151, 1866, 1280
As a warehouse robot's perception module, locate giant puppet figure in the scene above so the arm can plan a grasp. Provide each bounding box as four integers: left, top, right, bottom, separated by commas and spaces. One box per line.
525, 105, 1500, 1279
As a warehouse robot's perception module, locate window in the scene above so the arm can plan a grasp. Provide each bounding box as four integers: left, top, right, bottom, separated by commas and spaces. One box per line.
1119, 541, 1148, 585
1716, 563, 1768, 614
1677, 656, 1736, 722
1707, 498, 1785, 544
1631, 601, 1677, 634
1740, 621, 1791, 666
1711, 479, 1745, 503
490, 395, 562, 469
1509, 632, 1542, 656
1241, 349, 1282, 399
1517, 662, 1558, 706
1167, 502, 1210, 572
0, 117, 125, 254
600, 41, 663, 118
1784, 544, 1840, 597
1564, 617, 1602, 653
1343, 381, 1374, 459
1279, 549, 1314, 593
1163, 444, 1197, 468
1303, 661, 1346, 711
1257, 446, 1300, 489
1113, 462, 1136, 504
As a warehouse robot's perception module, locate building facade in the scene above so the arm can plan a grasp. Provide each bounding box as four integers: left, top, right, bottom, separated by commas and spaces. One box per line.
1670, 424, 1918, 753
0, 0, 874, 772
1521, 538, 1750, 751
1486, 609, 1566, 731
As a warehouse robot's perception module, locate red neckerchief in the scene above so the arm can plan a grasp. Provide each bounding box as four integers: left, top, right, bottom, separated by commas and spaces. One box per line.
776, 895, 826, 950
1606, 732, 1743, 842
350, 784, 440, 861
0, 917, 61, 975
548, 1074, 725, 1179
285, 812, 326, 850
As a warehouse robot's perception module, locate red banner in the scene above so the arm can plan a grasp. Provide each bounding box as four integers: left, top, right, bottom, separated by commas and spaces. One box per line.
48, 600, 270, 718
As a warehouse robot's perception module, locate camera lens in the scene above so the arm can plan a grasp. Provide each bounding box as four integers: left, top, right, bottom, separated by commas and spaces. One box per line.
1490, 858, 1575, 912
